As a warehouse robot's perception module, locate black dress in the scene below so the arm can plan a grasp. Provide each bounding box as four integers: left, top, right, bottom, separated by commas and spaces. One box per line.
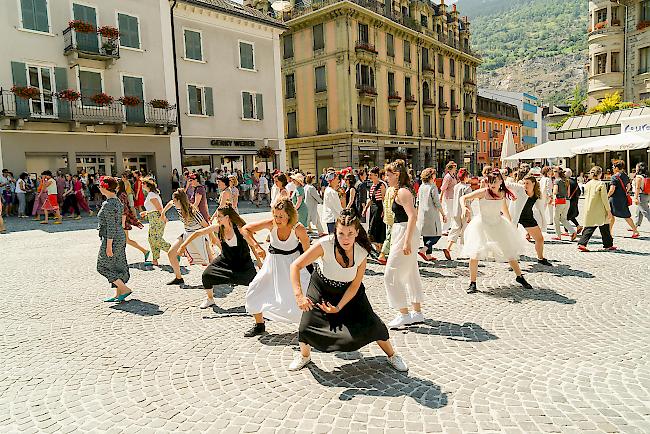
298, 236, 389, 352
202, 226, 257, 289
567, 177, 580, 222
518, 196, 538, 228
345, 187, 359, 217
609, 172, 632, 218
367, 182, 386, 243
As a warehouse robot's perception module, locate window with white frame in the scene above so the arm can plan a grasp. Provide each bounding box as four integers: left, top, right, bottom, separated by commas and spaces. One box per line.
184, 29, 203, 61
20, 0, 50, 33
27, 64, 55, 116
239, 41, 255, 70
187, 84, 205, 115
118, 13, 140, 49
242, 92, 263, 120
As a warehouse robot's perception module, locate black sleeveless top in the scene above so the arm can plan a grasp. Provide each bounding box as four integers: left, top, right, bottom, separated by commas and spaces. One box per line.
220, 226, 253, 269
392, 200, 408, 223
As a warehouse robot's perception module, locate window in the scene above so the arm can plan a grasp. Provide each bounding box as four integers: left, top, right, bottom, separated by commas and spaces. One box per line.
27, 65, 55, 116
423, 114, 431, 137
242, 92, 263, 120
389, 109, 397, 134
356, 64, 374, 87
283, 34, 294, 59
188, 85, 205, 115
287, 111, 297, 138
482, 120, 486, 132
611, 52, 620, 72
184, 29, 203, 61
642, 1, 650, 21
488, 121, 492, 135
315, 66, 327, 92
357, 104, 376, 132
438, 54, 444, 73
595, 8, 607, 23
313, 24, 324, 51
388, 72, 395, 94
358, 23, 369, 44
635, 48, 646, 73
20, 0, 50, 33
405, 77, 412, 98
290, 151, 299, 169
483, 140, 487, 152
451, 119, 456, 138
422, 82, 430, 101
438, 86, 445, 106
239, 41, 255, 70
118, 13, 140, 49
406, 111, 413, 136
422, 47, 429, 69
317, 106, 328, 134
451, 90, 456, 108
596, 53, 607, 74
421, 15, 428, 28
403, 40, 411, 63
439, 116, 445, 137
79, 70, 103, 106
450, 58, 456, 77
612, 6, 619, 22
386, 33, 394, 57
285, 74, 295, 99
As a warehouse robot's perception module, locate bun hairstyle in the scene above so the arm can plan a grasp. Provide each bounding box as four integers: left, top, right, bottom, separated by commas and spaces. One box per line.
216, 204, 246, 241
142, 177, 159, 193
457, 168, 469, 181
272, 197, 298, 226
485, 169, 516, 200
420, 167, 435, 183
99, 176, 118, 192
334, 209, 373, 267
590, 166, 603, 179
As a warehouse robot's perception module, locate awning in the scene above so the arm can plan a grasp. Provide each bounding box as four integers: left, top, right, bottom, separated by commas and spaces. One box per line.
502, 136, 597, 160
184, 148, 279, 156
571, 132, 650, 154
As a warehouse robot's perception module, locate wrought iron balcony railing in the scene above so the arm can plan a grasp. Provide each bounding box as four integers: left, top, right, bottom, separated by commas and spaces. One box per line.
63, 27, 120, 60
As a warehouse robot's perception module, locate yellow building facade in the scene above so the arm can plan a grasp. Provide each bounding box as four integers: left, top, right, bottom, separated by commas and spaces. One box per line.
249, 0, 480, 173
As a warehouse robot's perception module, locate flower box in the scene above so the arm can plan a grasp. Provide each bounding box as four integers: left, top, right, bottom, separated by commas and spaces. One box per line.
68, 20, 95, 33
90, 93, 114, 106
119, 96, 141, 107
595, 21, 607, 30
638, 20, 650, 31
57, 89, 81, 102
97, 26, 120, 39
150, 99, 170, 109
11, 85, 40, 100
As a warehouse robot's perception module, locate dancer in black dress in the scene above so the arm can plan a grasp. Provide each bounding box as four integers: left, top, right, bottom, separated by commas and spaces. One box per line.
287, 209, 408, 372
363, 166, 386, 252
178, 204, 262, 309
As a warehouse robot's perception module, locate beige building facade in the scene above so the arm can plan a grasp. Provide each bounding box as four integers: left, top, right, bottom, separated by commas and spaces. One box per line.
588, 0, 650, 108
0, 0, 177, 196
248, 0, 479, 173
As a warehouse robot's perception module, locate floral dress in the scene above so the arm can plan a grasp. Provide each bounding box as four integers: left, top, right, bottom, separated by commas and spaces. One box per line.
119, 192, 143, 231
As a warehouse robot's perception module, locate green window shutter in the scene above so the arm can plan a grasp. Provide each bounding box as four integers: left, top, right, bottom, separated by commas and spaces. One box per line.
33, 0, 49, 32
184, 30, 202, 60
188, 85, 198, 114
11, 62, 29, 117
240, 42, 254, 69
242, 92, 253, 119
118, 14, 140, 49
205, 87, 214, 116
79, 70, 102, 106
20, 0, 36, 31
255, 93, 263, 120
54, 67, 71, 120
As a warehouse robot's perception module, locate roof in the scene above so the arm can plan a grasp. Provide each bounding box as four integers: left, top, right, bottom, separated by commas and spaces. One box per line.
559, 107, 650, 131
182, 0, 287, 29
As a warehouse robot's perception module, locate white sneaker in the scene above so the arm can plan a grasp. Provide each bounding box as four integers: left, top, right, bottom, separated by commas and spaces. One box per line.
199, 298, 215, 309
410, 311, 425, 324
288, 354, 311, 371
388, 313, 412, 329
387, 354, 409, 372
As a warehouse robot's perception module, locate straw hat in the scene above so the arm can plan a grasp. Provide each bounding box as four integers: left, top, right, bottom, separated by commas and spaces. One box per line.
290, 173, 304, 184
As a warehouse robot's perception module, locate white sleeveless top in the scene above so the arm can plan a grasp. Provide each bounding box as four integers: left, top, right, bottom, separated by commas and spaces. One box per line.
317, 235, 368, 283
46, 179, 57, 195
270, 225, 300, 250
144, 191, 162, 212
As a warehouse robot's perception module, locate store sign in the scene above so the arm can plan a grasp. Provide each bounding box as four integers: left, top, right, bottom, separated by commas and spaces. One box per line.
388, 140, 416, 146
358, 139, 378, 144
210, 140, 256, 147
620, 116, 650, 134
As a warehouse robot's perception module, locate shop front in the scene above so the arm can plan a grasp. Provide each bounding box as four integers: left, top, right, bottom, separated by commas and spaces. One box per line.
182, 138, 281, 174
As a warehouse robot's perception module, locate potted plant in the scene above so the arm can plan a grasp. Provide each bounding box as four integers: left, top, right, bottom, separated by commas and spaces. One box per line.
90, 93, 114, 106
11, 85, 40, 100
256, 145, 275, 173
97, 26, 120, 39
595, 20, 607, 30
119, 96, 141, 106
150, 99, 170, 109
57, 89, 81, 102
68, 20, 95, 33
102, 40, 117, 55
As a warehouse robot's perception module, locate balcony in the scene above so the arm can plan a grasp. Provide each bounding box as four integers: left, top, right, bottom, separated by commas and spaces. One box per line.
439, 103, 449, 114
489, 148, 502, 158
422, 98, 436, 111
522, 119, 538, 129
0, 90, 177, 131
422, 64, 435, 77
63, 25, 120, 65
388, 91, 402, 107
522, 135, 537, 145
356, 84, 377, 99
404, 95, 417, 110
355, 40, 378, 61
588, 71, 624, 93
464, 106, 475, 115
463, 78, 476, 88
450, 105, 461, 116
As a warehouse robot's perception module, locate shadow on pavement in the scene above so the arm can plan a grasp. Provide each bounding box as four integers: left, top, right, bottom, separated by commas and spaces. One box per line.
307, 357, 449, 410
406, 320, 498, 342
202, 305, 247, 319
481, 286, 577, 304
258, 332, 299, 347
525, 262, 595, 278
110, 299, 164, 316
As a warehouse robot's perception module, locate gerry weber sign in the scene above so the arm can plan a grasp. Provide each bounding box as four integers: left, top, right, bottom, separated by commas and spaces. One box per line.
620, 116, 650, 134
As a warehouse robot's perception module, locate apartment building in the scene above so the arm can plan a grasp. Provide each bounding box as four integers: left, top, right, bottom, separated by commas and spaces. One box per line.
478, 90, 541, 150
587, 0, 650, 108
476, 95, 522, 169
172, 0, 287, 173
0, 0, 177, 196
247, 0, 480, 173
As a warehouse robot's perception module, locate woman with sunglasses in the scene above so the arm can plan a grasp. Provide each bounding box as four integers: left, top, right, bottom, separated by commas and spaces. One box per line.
241, 197, 312, 337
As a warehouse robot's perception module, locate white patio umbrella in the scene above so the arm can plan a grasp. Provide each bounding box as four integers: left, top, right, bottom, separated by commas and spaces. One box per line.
570, 132, 650, 154
500, 127, 518, 169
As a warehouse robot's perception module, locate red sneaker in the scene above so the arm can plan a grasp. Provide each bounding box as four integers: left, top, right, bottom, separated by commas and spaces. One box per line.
631, 233, 640, 239
605, 246, 618, 251
577, 245, 589, 252
551, 236, 562, 241
418, 251, 429, 261
377, 257, 387, 265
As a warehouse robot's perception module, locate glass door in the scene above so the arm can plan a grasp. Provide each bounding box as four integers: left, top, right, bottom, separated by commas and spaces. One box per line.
27, 66, 56, 117
73, 3, 99, 53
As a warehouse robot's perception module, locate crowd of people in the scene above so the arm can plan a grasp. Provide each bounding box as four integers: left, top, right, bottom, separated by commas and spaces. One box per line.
89, 157, 648, 373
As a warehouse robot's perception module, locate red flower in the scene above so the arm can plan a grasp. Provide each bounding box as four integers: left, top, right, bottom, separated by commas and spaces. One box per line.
68, 20, 95, 33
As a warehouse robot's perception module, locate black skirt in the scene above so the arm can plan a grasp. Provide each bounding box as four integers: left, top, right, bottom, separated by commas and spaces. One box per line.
368, 201, 386, 244
202, 256, 257, 289
298, 268, 389, 352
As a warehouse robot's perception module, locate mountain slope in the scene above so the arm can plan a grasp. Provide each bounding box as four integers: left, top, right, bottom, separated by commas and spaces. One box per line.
456, 0, 587, 103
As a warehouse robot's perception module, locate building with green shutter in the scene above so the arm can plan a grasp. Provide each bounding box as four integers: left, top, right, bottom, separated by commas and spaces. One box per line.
172, 0, 288, 173
0, 0, 178, 197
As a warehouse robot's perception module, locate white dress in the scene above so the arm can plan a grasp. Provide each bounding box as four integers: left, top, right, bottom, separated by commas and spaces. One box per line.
461, 198, 526, 262
245, 225, 311, 323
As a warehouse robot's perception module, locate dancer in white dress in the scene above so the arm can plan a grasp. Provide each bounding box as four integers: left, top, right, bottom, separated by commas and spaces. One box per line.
383, 160, 424, 329
242, 197, 312, 337
460, 169, 533, 294
443, 168, 473, 260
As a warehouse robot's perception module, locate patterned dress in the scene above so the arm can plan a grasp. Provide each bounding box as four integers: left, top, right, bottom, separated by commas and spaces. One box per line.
119, 192, 143, 231
97, 197, 129, 284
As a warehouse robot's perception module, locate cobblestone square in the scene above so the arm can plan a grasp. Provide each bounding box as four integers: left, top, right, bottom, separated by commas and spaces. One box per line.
0, 207, 649, 433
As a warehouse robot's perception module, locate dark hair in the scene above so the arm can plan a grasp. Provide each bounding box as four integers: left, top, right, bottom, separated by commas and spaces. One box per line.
19, 172, 28, 180
523, 174, 541, 199
485, 170, 515, 200
305, 174, 315, 184
117, 179, 127, 195
555, 167, 570, 192
41, 170, 52, 177
369, 166, 381, 176
100, 176, 119, 192
334, 209, 373, 267
385, 159, 410, 189
216, 176, 228, 187
172, 188, 192, 221
216, 204, 246, 241
637, 162, 648, 176
613, 160, 625, 171
275, 173, 288, 188
344, 173, 356, 184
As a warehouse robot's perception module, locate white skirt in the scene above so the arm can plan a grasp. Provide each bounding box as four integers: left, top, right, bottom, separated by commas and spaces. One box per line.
384, 222, 424, 309
179, 232, 210, 266
245, 251, 310, 323
461, 214, 526, 262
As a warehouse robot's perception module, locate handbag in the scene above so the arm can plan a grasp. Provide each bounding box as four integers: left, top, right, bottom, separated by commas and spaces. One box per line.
618, 177, 632, 206
554, 198, 566, 205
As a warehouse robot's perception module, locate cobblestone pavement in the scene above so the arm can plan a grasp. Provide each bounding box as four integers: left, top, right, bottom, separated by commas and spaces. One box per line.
0, 205, 649, 433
